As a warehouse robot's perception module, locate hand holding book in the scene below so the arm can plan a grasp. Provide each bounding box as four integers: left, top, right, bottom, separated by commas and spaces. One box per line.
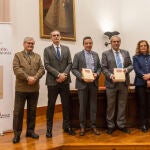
113, 68, 125, 82
82, 68, 94, 83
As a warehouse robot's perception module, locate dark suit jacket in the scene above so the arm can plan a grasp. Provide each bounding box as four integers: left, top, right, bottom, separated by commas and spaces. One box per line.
101, 49, 133, 88
44, 44, 72, 86
72, 50, 101, 90
133, 54, 150, 86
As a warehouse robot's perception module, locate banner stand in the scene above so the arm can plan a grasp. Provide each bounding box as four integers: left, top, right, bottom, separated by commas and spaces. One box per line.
0, 23, 13, 133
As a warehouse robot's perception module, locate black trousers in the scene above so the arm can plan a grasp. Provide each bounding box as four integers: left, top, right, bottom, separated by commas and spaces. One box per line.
46, 84, 71, 130
13, 91, 39, 136
136, 86, 150, 125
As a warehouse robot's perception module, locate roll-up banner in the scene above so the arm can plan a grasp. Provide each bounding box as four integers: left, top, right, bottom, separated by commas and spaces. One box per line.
0, 23, 13, 134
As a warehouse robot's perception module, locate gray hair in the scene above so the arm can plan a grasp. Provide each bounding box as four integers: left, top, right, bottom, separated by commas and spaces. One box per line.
110, 35, 121, 43
23, 37, 35, 43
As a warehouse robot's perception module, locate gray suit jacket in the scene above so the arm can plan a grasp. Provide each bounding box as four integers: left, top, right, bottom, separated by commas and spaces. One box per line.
44, 44, 72, 86
101, 49, 133, 88
72, 50, 101, 90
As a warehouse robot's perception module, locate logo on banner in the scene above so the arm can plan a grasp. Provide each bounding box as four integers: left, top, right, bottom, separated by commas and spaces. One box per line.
0, 42, 11, 55
0, 112, 10, 118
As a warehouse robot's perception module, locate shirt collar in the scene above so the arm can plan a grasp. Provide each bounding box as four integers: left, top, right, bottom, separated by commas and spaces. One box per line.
112, 49, 120, 54
24, 50, 33, 55
84, 49, 92, 54
53, 44, 60, 49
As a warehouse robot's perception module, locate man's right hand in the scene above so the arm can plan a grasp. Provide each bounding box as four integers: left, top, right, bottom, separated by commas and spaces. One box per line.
56, 73, 67, 83
110, 74, 116, 82
27, 76, 36, 85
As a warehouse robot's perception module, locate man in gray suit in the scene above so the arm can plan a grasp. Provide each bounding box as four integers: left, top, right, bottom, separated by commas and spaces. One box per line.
72, 36, 101, 136
101, 35, 133, 134
44, 30, 75, 138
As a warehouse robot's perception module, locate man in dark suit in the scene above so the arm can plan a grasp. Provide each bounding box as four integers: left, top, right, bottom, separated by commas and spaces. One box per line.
44, 30, 75, 138
12, 37, 45, 143
72, 36, 101, 136
101, 35, 133, 134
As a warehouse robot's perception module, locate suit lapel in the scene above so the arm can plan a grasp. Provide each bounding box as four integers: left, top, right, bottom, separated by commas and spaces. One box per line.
81, 50, 86, 68
22, 50, 32, 65
110, 49, 117, 67
51, 45, 59, 60
60, 45, 64, 61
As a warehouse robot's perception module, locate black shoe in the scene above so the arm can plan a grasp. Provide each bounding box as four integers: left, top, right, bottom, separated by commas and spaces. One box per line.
79, 128, 85, 136
119, 127, 130, 134
64, 127, 75, 135
91, 127, 100, 135
141, 125, 148, 133
46, 129, 52, 138
13, 135, 20, 144
106, 128, 115, 135
26, 132, 39, 139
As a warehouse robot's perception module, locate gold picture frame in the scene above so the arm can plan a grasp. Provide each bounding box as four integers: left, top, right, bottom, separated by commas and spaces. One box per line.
39, 0, 76, 41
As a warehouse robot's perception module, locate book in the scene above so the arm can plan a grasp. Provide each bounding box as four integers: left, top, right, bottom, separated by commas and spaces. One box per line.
113, 68, 125, 82
82, 68, 94, 80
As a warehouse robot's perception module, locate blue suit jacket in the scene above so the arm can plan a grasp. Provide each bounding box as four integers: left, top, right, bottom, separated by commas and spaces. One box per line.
133, 54, 150, 86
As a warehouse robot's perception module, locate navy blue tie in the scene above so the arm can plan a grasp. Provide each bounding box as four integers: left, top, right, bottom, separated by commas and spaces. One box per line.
115, 52, 123, 68
56, 47, 61, 60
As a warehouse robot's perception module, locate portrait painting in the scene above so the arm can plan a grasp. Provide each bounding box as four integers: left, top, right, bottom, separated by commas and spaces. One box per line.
40, 0, 76, 41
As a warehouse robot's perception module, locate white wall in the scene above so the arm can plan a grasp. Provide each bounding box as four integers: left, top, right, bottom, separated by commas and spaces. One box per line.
120, 0, 150, 82
12, 0, 150, 107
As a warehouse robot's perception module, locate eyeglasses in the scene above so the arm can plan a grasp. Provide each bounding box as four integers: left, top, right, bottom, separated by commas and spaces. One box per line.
52, 34, 60, 37
26, 42, 35, 45
112, 41, 120, 43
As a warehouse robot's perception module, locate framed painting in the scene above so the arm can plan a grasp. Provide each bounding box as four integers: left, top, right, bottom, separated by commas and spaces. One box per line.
39, 0, 76, 41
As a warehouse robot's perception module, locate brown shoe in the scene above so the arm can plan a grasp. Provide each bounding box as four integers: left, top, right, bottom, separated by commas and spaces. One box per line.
91, 128, 100, 135
79, 128, 85, 136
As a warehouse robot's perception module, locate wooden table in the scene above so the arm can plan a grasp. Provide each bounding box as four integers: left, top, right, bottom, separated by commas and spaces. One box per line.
69, 87, 138, 128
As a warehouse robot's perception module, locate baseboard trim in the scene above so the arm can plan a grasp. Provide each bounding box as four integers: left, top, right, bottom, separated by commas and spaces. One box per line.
24, 104, 62, 117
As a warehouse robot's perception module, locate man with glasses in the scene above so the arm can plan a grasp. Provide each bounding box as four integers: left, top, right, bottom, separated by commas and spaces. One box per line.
12, 37, 45, 143
44, 30, 75, 138
101, 35, 133, 134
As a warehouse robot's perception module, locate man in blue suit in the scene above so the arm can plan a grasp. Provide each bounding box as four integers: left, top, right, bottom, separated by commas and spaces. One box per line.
72, 36, 101, 136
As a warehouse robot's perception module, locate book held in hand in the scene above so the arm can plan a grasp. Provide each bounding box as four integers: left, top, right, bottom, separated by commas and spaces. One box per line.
113, 68, 125, 82
82, 68, 94, 80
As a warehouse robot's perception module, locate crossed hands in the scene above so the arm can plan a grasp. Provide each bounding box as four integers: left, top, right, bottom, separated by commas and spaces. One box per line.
27, 76, 37, 85
56, 73, 67, 83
